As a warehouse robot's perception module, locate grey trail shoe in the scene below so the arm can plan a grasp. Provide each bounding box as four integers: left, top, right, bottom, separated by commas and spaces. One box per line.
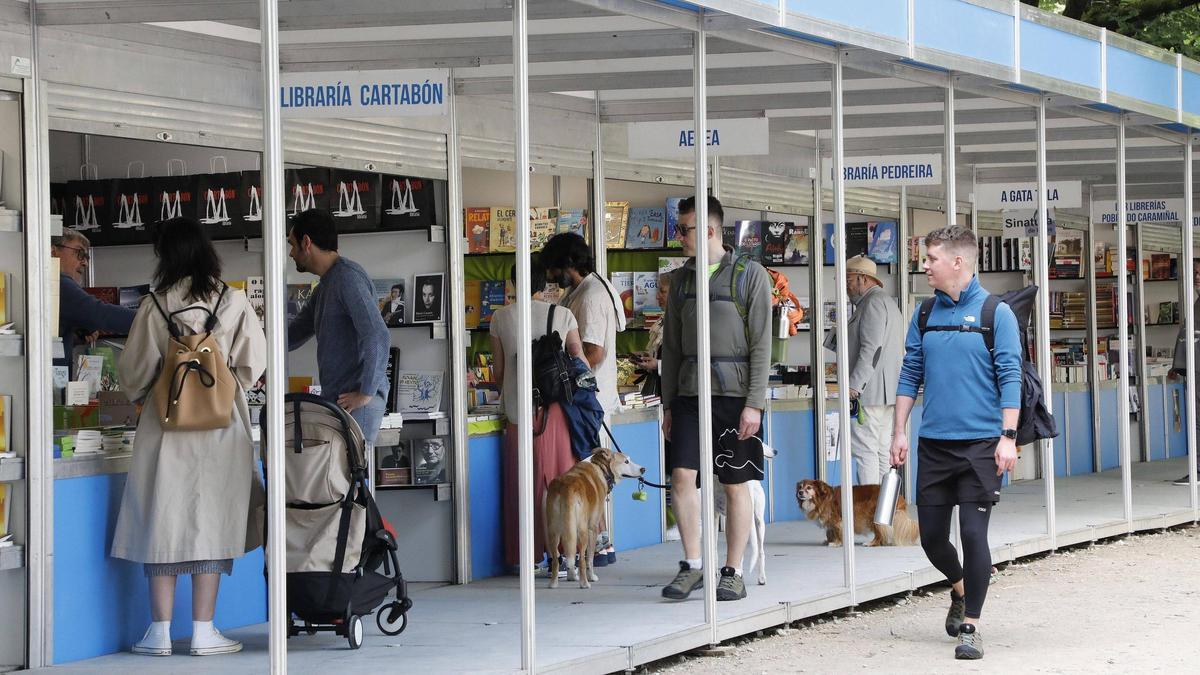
955, 623, 983, 660
662, 561, 704, 600
716, 566, 746, 601
945, 590, 966, 637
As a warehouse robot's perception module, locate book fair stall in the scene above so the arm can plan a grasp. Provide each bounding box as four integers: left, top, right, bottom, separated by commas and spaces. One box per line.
0, 1, 1197, 673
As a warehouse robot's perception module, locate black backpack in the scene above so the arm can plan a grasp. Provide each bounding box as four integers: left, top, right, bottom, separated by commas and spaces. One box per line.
917, 285, 1058, 446
531, 305, 575, 430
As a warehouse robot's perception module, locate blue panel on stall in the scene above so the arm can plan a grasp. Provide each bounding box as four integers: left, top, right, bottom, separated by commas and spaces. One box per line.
1107, 45, 1177, 110
1098, 387, 1121, 471
767, 409, 815, 522
1052, 391, 1068, 477
1147, 383, 1166, 461
468, 434, 506, 579
53, 473, 266, 663
1020, 20, 1101, 88
914, 0, 1014, 67
610, 420, 665, 551
1068, 390, 1095, 475
1184, 70, 1200, 121
786, 0, 907, 40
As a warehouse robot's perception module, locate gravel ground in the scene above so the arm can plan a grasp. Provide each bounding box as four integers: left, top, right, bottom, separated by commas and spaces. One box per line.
647, 525, 1200, 674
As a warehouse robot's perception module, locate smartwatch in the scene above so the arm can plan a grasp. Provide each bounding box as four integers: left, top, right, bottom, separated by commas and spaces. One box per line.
1001, 428, 1017, 440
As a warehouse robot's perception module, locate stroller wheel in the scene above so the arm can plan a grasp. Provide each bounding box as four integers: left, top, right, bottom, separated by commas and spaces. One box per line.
377, 603, 408, 636
304, 621, 317, 636
347, 615, 363, 650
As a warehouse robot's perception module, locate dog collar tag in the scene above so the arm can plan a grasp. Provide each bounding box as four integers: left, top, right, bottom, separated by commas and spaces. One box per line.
964, 315, 976, 323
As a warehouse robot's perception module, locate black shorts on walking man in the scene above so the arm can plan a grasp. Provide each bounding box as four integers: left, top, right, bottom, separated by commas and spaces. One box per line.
659, 195, 773, 603
889, 225, 1023, 661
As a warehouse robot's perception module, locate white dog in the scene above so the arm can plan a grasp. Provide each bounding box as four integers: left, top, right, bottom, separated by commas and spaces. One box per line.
713, 442, 776, 585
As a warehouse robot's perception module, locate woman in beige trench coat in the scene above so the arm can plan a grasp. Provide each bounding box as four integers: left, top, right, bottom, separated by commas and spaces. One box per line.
111, 217, 266, 657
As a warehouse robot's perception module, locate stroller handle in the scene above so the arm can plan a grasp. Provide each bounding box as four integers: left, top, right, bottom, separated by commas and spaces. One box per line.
263, 392, 368, 475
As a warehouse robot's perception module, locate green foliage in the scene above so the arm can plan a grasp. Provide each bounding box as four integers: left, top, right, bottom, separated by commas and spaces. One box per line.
1032, 1, 1200, 59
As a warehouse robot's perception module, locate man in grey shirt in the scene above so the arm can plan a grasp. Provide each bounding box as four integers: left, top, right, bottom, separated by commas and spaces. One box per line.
1170, 259, 1200, 485
286, 209, 390, 444
823, 255, 905, 484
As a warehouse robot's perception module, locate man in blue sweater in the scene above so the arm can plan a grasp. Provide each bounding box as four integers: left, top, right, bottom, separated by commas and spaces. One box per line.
889, 225, 1023, 661
286, 210, 390, 445
53, 228, 137, 376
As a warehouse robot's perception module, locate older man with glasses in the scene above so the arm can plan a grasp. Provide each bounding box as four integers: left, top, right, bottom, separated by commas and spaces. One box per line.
52, 228, 137, 376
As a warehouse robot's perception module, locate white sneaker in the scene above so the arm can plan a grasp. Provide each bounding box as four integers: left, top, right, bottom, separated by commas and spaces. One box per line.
665, 526, 681, 542
131, 625, 172, 656
190, 628, 243, 656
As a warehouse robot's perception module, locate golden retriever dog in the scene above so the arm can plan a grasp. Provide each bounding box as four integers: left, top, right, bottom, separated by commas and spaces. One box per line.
795, 479, 919, 547
544, 448, 645, 589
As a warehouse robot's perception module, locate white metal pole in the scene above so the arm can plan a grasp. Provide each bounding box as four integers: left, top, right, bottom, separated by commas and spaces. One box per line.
812, 135, 828, 483
24, 0, 53, 666
692, 22, 719, 642
1035, 96, 1056, 547
945, 83, 956, 227
970, 166, 978, 236
1086, 183, 1102, 475
1116, 118, 1134, 531
899, 185, 913, 500
592, 93, 607, 278
512, 0, 536, 669
832, 51, 857, 600
257, 0, 287, 671
1184, 137, 1198, 519
446, 74, 473, 583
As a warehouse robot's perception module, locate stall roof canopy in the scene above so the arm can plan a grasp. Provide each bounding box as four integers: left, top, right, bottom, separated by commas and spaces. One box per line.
27, 0, 1200, 192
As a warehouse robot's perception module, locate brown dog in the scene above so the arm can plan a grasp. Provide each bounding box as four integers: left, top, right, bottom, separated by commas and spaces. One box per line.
544, 448, 645, 589
796, 479, 920, 547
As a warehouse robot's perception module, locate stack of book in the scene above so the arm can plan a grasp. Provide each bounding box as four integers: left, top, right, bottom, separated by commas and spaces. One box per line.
1050, 338, 1088, 383
1095, 284, 1117, 328
1048, 291, 1088, 329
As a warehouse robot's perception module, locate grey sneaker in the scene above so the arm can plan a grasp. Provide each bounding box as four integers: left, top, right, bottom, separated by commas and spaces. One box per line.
716, 566, 746, 601
1172, 474, 1197, 486
945, 590, 966, 637
662, 561, 704, 600
955, 623, 983, 660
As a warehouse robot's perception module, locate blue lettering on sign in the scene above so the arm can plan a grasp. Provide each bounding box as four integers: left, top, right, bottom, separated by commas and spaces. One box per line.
676, 128, 724, 148
842, 162, 933, 182
284, 79, 444, 109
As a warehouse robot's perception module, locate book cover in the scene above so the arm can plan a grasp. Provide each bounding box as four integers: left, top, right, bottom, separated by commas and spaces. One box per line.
465, 207, 491, 253
556, 208, 588, 239
376, 440, 412, 486
665, 197, 684, 248
633, 271, 659, 316
531, 206, 559, 250
761, 222, 791, 264
797, 296, 812, 330
118, 284, 150, 312
84, 286, 118, 305
658, 256, 687, 276
373, 277, 406, 327
0, 272, 8, 324
480, 280, 506, 325
604, 201, 630, 249
1150, 253, 1172, 280
490, 207, 517, 252
1019, 238, 1033, 271
846, 222, 869, 259
395, 370, 444, 414
626, 207, 666, 249
610, 272, 635, 320
867, 221, 897, 264
286, 283, 316, 325
0, 395, 9, 455
413, 437, 448, 485
1054, 230, 1085, 258
384, 347, 402, 414
731, 220, 763, 260
785, 224, 810, 265
464, 279, 482, 329
246, 276, 265, 328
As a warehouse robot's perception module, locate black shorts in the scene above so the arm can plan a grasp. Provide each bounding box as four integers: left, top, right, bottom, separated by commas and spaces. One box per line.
668, 396, 765, 485
916, 437, 1003, 506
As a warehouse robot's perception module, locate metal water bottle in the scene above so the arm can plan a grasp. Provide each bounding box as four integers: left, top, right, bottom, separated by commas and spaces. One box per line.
874, 466, 902, 526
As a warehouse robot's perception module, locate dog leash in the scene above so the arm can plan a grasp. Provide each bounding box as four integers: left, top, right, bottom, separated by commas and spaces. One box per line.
599, 419, 670, 491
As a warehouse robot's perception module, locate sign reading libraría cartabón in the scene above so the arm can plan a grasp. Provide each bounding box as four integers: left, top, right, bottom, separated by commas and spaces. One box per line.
821, 154, 941, 187
280, 69, 449, 118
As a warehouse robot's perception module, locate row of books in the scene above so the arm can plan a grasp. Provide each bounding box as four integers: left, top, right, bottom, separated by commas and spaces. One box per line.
906, 235, 1033, 273
464, 206, 581, 254
376, 437, 447, 487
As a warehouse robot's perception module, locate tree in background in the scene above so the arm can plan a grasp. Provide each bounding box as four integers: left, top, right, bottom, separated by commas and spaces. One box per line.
1025, 1, 1200, 59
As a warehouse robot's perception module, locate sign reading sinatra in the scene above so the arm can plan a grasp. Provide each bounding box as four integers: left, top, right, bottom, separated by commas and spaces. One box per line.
280, 69, 449, 119
626, 118, 770, 159
975, 181, 1082, 210
822, 154, 941, 187
1090, 199, 1200, 226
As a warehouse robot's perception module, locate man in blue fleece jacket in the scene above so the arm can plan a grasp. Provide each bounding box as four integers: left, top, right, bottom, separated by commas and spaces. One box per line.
286, 209, 390, 445
889, 225, 1023, 661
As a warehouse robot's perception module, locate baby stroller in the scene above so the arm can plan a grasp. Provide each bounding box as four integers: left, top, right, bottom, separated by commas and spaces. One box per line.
267, 393, 412, 649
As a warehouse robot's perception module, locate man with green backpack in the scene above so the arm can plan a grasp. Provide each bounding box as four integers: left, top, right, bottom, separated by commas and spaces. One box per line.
660, 195, 773, 603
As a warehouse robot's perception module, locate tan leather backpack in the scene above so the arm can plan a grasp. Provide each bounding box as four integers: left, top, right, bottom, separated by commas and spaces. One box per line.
149, 285, 236, 431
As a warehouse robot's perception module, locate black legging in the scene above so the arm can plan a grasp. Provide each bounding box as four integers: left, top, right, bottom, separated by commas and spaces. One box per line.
917, 503, 993, 619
